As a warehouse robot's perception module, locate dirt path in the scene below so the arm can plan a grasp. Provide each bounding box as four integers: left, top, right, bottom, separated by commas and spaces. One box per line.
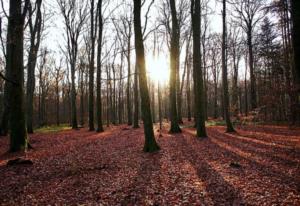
0, 124, 299, 205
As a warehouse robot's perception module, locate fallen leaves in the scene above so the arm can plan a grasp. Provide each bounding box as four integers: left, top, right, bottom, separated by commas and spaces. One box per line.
0, 123, 299, 205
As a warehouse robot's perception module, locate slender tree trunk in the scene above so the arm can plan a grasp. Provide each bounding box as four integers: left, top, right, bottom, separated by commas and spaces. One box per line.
191, 0, 207, 137
80, 68, 84, 126
26, 0, 42, 134
70, 62, 78, 129
245, 54, 249, 116
127, 36, 132, 125
133, 0, 160, 152
56, 82, 60, 126
133, 64, 140, 128
158, 82, 162, 130
169, 0, 181, 133
248, 30, 257, 110
96, 0, 104, 132
186, 53, 192, 121
0, 82, 9, 136
222, 0, 235, 133
89, 0, 95, 131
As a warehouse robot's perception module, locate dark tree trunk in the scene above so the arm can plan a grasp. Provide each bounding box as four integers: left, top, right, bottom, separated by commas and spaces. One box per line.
158, 82, 162, 130
186, 51, 192, 121
291, 0, 300, 98
127, 30, 132, 126
7, 0, 28, 152
0, 82, 9, 136
222, 0, 235, 133
26, 0, 42, 134
56, 82, 60, 126
169, 0, 181, 133
96, 0, 104, 132
79, 66, 84, 126
191, 0, 207, 138
248, 30, 257, 110
133, 64, 140, 128
89, 0, 95, 131
133, 0, 160, 152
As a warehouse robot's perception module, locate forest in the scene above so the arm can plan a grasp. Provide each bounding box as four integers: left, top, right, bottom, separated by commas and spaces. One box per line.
0, 0, 299, 205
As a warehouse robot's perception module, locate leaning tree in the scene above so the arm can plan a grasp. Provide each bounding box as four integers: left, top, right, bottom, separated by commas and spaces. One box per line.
133, 0, 160, 152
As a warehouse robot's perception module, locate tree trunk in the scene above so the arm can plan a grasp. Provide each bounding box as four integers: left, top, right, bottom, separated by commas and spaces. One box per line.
7, 0, 28, 152
248, 30, 257, 110
222, 0, 235, 133
26, 0, 42, 134
96, 0, 104, 132
169, 0, 181, 133
133, 0, 160, 152
56, 82, 60, 126
291, 0, 300, 99
133, 64, 140, 128
0, 82, 9, 136
70, 62, 78, 129
186, 55, 192, 122
191, 0, 207, 138
89, 0, 95, 131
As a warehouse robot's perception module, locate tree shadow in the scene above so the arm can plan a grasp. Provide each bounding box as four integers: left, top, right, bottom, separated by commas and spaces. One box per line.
209, 129, 300, 167
184, 130, 300, 195
237, 125, 300, 137
175, 134, 246, 205
120, 151, 162, 205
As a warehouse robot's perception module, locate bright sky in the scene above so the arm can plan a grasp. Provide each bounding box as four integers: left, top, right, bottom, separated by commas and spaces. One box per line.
0, 0, 269, 83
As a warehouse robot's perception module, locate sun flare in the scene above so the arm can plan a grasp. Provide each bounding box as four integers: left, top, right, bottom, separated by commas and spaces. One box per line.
146, 55, 169, 84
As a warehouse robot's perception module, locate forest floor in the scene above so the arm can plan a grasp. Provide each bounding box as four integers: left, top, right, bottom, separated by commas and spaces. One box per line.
0, 121, 300, 205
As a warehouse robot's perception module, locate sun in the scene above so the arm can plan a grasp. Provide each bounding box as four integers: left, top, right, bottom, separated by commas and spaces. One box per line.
146, 55, 169, 84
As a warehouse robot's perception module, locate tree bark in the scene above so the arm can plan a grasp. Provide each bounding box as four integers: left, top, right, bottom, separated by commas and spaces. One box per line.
169, 0, 181, 133
133, 0, 160, 152
96, 0, 104, 132
191, 0, 207, 138
291, 0, 300, 98
26, 0, 42, 134
89, 0, 95, 131
133, 64, 140, 128
222, 0, 235, 133
7, 0, 28, 152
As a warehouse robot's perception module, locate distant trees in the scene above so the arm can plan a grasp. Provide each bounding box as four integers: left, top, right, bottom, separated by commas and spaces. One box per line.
133, 0, 160, 152
57, 0, 88, 129
230, 0, 264, 110
1, 0, 300, 152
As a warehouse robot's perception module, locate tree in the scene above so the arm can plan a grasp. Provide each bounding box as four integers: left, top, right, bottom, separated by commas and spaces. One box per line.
26, 0, 43, 134
52, 58, 64, 126
96, 0, 104, 132
222, 0, 235, 133
88, 0, 96, 131
7, 0, 30, 152
169, 0, 182, 133
191, 0, 207, 138
230, 0, 264, 110
57, 0, 87, 129
133, 0, 160, 152
291, 0, 300, 98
